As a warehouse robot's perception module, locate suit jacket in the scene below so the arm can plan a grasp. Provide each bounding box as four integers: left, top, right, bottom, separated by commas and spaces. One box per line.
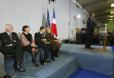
45, 33, 57, 44
34, 32, 45, 48
86, 17, 96, 34
45, 33, 61, 49
87, 17, 96, 28
0, 32, 20, 51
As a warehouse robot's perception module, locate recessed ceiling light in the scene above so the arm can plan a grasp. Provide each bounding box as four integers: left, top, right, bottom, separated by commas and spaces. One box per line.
111, 3, 114, 7
111, 11, 114, 14
105, 24, 108, 26
109, 19, 113, 20
110, 16, 114, 18
77, 14, 81, 19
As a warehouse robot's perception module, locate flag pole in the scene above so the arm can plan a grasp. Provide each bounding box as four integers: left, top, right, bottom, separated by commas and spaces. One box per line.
68, 0, 71, 43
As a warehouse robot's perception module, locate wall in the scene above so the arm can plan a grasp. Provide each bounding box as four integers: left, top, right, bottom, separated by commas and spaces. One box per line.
0, 0, 88, 40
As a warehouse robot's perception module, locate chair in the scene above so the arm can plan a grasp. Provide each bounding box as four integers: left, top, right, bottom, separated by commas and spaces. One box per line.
4, 54, 14, 73
23, 52, 30, 64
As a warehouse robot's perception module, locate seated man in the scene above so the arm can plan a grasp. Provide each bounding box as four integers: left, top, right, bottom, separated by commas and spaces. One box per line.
34, 26, 51, 65
0, 53, 11, 78
45, 28, 61, 57
0, 24, 25, 72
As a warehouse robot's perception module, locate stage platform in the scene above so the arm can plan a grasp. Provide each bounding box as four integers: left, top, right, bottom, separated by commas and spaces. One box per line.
8, 54, 78, 78
60, 44, 114, 77
7, 44, 113, 78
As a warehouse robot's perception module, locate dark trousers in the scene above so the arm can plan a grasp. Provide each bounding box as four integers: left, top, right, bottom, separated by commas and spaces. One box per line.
85, 27, 94, 48
23, 45, 38, 62
38, 44, 52, 62
44, 44, 52, 60
1, 46, 23, 64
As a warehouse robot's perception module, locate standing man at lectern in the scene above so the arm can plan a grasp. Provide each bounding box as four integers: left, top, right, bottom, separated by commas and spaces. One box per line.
85, 12, 96, 49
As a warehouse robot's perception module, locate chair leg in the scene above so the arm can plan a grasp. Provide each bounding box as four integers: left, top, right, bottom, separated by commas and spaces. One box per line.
4, 58, 8, 73
26, 55, 28, 64
22, 56, 25, 66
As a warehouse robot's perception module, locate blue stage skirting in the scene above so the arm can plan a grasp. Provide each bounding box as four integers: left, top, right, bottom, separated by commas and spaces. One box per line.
60, 44, 114, 77
111, 46, 114, 54
8, 54, 78, 78
69, 68, 112, 78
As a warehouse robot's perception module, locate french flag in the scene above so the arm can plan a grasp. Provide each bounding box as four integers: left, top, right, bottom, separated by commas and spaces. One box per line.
51, 8, 58, 37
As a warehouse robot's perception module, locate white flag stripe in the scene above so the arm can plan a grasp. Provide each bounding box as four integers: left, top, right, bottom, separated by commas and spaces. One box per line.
52, 18, 56, 24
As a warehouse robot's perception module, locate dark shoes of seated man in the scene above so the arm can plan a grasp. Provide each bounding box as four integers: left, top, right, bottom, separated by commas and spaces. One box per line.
51, 58, 55, 61
39, 59, 51, 65
85, 46, 94, 49
3, 74, 11, 78
55, 55, 59, 57
39, 60, 45, 65
51, 56, 55, 61
13, 63, 25, 72
44, 59, 51, 63
32, 59, 39, 67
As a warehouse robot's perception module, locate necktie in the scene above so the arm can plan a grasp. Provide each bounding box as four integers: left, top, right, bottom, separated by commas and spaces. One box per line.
9, 33, 12, 40
42, 34, 45, 39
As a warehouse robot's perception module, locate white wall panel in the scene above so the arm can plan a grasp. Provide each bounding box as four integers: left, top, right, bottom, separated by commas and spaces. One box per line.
0, 0, 88, 40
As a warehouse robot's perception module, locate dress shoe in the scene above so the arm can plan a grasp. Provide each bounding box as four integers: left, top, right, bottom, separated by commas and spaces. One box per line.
44, 59, 51, 63
32, 59, 39, 67
15, 65, 25, 72
85, 47, 94, 49
3, 74, 11, 78
40, 60, 44, 65
33, 62, 39, 67
89, 47, 94, 49
85, 46, 89, 48
51, 58, 55, 61
55, 55, 59, 57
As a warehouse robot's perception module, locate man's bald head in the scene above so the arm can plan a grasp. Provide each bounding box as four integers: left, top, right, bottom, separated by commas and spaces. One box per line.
6, 24, 13, 32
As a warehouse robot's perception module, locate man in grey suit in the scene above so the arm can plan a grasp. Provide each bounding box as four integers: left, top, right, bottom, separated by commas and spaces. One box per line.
0, 52, 11, 78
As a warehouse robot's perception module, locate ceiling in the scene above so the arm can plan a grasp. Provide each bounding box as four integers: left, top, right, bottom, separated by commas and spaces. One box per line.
77, 0, 114, 23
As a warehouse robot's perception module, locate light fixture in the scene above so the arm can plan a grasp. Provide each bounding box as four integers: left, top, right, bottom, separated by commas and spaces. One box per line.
105, 24, 108, 26
111, 11, 114, 14
109, 19, 113, 20
110, 16, 114, 18
111, 3, 114, 7
77, 14, 81, 19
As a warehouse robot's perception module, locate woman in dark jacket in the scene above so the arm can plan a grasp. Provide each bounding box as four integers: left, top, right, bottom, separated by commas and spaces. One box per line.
21, 25, 39, 67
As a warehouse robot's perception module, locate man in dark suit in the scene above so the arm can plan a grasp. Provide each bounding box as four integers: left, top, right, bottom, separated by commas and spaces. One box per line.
35, 27, 51, 65
45, 28, 61, 58
0, 34, 11, 78
85, 12, 96, 49
0, 24, 25, 72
